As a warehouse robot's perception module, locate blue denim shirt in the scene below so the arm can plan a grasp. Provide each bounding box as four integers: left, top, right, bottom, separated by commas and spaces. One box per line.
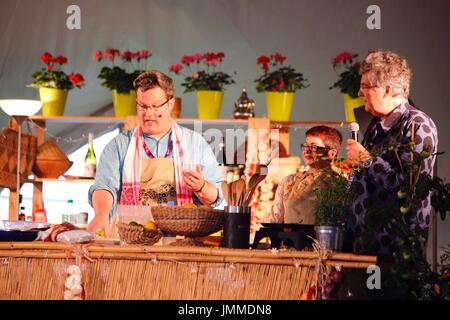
88, 126, 224, 217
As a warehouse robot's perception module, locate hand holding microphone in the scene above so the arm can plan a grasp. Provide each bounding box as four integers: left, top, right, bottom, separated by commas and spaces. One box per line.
349, 122, 359, 141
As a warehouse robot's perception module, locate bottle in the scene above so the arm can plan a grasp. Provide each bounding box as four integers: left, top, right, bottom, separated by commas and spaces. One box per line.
84, 132, 97, 177
34, 208, 48, 223
62, 199, 74, 223
18, 206, 26, 221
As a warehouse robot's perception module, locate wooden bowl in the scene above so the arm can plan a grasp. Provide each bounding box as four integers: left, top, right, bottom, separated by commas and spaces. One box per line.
33, 159, 73, 178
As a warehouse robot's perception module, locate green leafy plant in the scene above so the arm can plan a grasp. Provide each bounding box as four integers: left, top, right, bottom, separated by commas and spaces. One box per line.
329, 51, 361, 98
169, 52, 235, 93
314, 164, 357, 226
360, 141, 449, 299
255, 52, 309, 92
93, 48, 151, 94
28, 52, 85, 90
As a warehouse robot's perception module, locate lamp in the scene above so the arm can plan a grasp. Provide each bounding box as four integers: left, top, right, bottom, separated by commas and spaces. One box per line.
0, 99, 42, 220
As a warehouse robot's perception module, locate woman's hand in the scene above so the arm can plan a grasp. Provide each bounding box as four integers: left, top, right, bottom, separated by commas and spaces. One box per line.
346, 139, 371, 167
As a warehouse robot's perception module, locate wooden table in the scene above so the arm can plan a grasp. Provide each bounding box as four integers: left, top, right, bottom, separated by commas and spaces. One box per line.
0, 242, 376, 300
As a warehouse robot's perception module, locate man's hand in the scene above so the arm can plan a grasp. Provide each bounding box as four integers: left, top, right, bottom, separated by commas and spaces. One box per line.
182, 164, 205, 192
346, 139, 371, 167
87, 189, 113, 238
87, 215, 110, 238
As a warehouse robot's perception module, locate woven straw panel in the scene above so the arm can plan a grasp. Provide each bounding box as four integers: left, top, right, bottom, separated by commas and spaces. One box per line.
0, 127, 37, 190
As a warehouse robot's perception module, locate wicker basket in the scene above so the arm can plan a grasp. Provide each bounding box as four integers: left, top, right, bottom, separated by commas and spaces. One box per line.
0, 127, 37, 190
117, 222, 162, 245
33, 140, 72, 178
151, 206, 225, 237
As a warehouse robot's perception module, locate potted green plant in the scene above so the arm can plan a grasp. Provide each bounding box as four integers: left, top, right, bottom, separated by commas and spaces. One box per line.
313, 162, 356, 251
93, 48, 151, 117
254, 52, 309, 121
329, 51, 363, 122
28, 52, 85, 116
169, 52, 235, 119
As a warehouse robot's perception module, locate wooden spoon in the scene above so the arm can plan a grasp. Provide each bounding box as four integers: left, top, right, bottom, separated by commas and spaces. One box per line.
234, 178, 246, 207
244, 174, 267, 207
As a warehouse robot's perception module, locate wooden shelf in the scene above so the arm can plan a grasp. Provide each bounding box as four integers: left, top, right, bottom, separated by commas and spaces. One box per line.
28, 115, 249, 125
25, 175, 95, 183
29, 115, 126, 124
28, 115, 348, 127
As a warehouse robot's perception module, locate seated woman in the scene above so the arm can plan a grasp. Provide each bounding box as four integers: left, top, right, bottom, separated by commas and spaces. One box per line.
270, 125, 342, 224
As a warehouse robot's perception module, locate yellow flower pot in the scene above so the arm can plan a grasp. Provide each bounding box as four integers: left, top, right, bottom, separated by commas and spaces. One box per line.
265, 91, 295, 121
343, 93, 364, 122
39, 88, 68, 116
196, 90, 223, 119
112, 89, 137, 117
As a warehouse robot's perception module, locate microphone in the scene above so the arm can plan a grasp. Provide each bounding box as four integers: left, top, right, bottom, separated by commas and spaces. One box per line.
349, 122, 360, 141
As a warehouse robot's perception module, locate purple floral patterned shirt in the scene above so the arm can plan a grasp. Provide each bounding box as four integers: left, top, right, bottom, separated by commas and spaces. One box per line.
350, 99, 438, 256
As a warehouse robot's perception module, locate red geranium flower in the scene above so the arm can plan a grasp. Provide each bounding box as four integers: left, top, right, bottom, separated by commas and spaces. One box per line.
329, 51, 362, 97
330, 51, 354, 65
105, 48, 117, 61
170, 51, 235, 92
203, 52, 221, 65
69, 73, 85, 88
40, 52, 53, 65
121, 51, 133, 61
53, 55, 68, 65
139, 50, 151, 60
257, 55, 271, 66
192, 53, 203, 63
92, 50, 102, 62
273, 52, 286, 64
255, 52, 309, 93
30, 52, 85, 90
169, 64, 183, 75
181, 55, 194, 65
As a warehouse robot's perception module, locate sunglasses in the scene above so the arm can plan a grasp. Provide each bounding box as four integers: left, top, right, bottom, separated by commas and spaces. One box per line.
300, 144, 329, 152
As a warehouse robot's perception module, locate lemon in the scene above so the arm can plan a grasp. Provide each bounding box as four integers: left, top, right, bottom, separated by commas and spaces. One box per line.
144, 221, 157, 230
96, 228, 105, 237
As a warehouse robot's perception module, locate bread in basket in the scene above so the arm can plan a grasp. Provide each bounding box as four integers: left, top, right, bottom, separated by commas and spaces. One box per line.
151, 205, 225, 237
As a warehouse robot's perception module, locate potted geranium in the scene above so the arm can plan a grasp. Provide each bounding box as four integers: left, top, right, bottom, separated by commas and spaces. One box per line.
93, 48, 151, 117
313, 162, 356, 251
329, 51, 363, 122
254, 52, 309, 121
169, 52, 235, 119
28, 52, 85, 116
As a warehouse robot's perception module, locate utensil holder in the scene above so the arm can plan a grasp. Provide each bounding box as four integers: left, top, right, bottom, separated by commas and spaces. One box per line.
222, 206, 250, 249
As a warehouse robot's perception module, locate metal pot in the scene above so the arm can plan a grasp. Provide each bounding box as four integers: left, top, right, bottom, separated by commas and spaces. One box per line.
314, 226, 344, 251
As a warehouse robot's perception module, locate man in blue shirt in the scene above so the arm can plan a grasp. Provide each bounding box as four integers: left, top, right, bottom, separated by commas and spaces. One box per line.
87, 70, 223, 237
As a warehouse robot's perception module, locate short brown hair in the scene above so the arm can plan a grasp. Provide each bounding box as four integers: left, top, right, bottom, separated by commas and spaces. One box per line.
360, 50, 412, 98
305, 126, 342, 152
133, 70, 174, 97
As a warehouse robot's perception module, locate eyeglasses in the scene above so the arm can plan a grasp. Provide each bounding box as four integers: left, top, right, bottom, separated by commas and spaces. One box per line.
136, 96, 172, 114
360, 83, 377, 90
301, 144, 329, 152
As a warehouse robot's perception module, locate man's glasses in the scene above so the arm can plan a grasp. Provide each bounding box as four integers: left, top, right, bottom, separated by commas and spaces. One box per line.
301, 144, 329, 152
136, 96, 172, 114
360, 83, 377, 90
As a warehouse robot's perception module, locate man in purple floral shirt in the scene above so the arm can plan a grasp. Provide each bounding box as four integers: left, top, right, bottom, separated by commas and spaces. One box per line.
346, 50, 438, 257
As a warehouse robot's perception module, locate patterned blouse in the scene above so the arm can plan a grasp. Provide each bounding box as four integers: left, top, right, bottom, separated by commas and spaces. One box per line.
350, 99, 438, 256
